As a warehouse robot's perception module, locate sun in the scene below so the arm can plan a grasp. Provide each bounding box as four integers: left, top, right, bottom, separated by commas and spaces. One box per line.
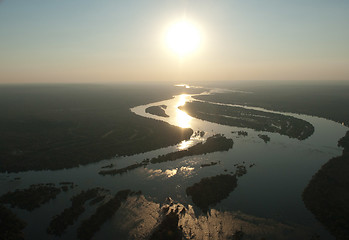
166, 20, 201, 57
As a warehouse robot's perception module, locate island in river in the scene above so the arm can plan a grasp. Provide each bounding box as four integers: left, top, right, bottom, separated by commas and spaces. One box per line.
145, 105, 169, 118
179, 100, 314, 140
99, 134, 233, 176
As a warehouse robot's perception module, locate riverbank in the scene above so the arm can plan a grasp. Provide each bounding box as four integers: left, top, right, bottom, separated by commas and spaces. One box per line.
303, 131, 349, 240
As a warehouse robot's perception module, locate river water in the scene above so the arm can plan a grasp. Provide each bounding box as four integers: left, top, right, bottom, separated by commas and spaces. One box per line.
0, 88, 347, 239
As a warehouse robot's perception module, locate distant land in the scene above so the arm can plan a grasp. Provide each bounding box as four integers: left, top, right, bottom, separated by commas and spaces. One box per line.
195, 81, 349, 126
0, 84, 201, 172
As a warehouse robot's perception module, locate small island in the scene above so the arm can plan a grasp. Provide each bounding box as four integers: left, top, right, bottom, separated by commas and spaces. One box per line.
258, 134, 270, 143
77, 189, 133, 240
99, 135, 233, 176
145, 105, 169, 118
237, 131, 248, 137
0, 183, 61, 211
186, 174, 238, 212
201, 161, 219, 168
47, 188, 108, 236
150, 134, 233, 164
99, 160, 149, 176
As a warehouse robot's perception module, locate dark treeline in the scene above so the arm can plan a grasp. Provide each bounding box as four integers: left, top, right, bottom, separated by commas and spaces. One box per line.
0, 84, 197, 172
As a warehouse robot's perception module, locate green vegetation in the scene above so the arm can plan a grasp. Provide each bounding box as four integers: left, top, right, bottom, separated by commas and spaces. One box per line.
99, 135, 233, 176
0, 84, 195, 172
47, 188, 108, 236
186, 174, 238, 212
303, 131, 349, 240
179, 101, 314, 140
145, 105, 169, 117
0, 184, 61, 211
193, 130, 205, 138
258, 134, 270, 143
150, 134, 233, 164
237, 131, 248, 137
77, 189, 132, 240
0, 204, 26, 240
235, 165, 247, 177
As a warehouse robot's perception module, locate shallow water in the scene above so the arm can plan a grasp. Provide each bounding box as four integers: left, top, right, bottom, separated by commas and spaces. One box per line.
0, 88, 347, 239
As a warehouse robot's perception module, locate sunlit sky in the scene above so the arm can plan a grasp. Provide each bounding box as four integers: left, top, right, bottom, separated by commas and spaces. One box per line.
0, 0, 348, 83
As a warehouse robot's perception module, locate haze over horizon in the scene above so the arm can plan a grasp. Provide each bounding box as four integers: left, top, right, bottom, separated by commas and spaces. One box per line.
1, 0, 348, 84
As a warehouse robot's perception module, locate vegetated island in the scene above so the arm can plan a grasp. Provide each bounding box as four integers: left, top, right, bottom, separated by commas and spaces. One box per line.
0, 85, 195, 172
47, 187, 109, 236
258, 134, 270, 143
201, 161, 219, 168
193, 83, 349, 126
179, 101, 314, 140
150, 134, 234, 164
99, 134, 233, 176
237, 131, 248, 137
186, 162, 250, 212
303, 131, 349, 240
0, 204, 26, 240
145, 105, 169, 118
77, 189, 136, 240
0, 183, 61, 211
186, 174, 238, 213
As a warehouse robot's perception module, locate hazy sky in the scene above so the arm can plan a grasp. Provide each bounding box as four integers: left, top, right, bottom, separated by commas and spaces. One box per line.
0, 0, 348, 83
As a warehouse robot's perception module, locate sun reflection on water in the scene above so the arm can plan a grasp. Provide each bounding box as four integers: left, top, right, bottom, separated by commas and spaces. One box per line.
175, 94, 192, 128
177, 140, 194, 150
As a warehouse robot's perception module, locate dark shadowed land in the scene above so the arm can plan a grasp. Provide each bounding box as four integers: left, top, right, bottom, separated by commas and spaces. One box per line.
0, 84, 199, 172
145, 105, 169, 117
0, 183, 62, 211
77, 189, 135, 240
99, 134, 233, 176
179, 101, 314, 140
195, 81, 349, 126
303, 131, 349, 240
0, 204, 26, 240
47, 188, 109, 236
186, 174, 238, 212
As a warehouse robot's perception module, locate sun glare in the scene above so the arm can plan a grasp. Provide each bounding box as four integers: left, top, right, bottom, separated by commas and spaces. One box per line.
166, 20, 201, 57
175, 94, 192, 128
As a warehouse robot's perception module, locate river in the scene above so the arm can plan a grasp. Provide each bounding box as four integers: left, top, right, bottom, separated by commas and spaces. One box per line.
0, 87, 347, 239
